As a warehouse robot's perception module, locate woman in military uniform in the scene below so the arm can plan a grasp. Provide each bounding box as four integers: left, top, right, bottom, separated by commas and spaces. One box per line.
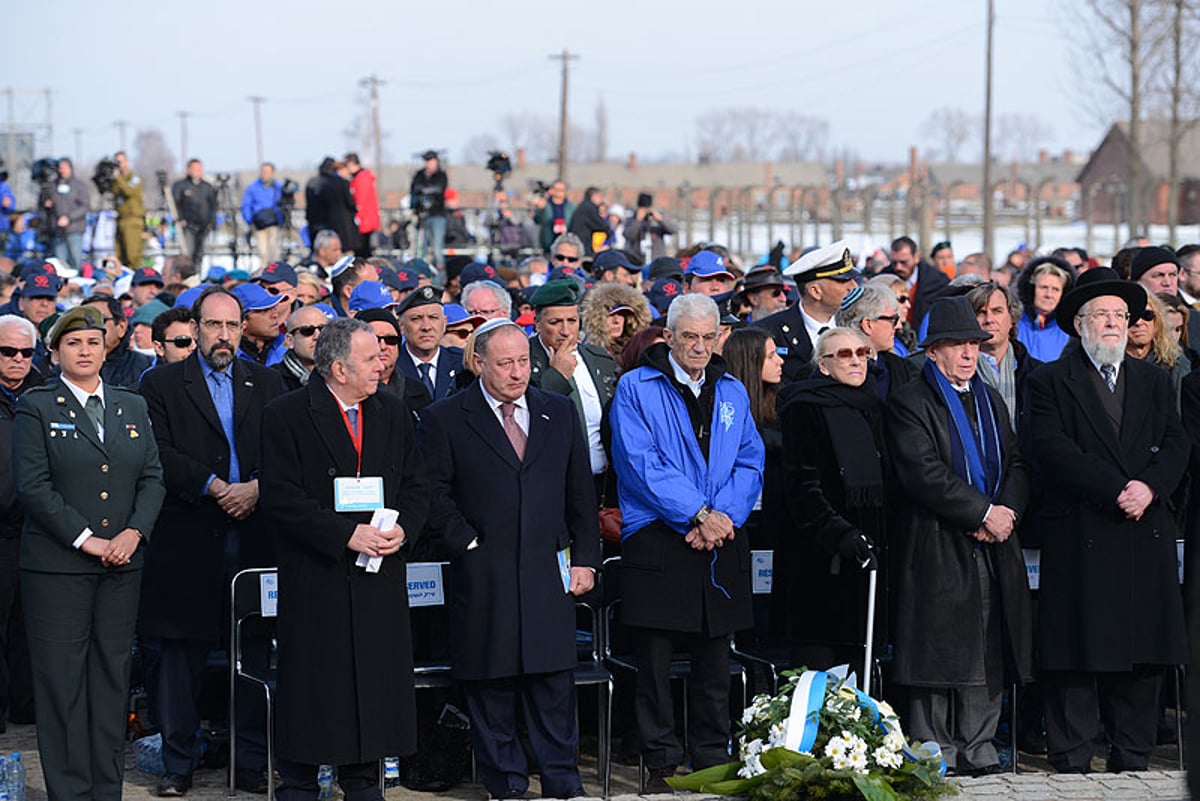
13, 305, 165, 801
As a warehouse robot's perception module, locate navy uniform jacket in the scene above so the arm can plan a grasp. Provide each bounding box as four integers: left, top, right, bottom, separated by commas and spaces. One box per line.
419, 381, 601, 680
758, 304, 815, 383
395, 344, 463, 402
14, 380, 165, 574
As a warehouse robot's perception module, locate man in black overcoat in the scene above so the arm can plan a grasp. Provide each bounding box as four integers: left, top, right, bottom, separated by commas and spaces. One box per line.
1028, 268, 1188, 773
260, 317, 428, 801
418, 318, 600, 799
138, 286, 286, 796
887, 296, 1032, 776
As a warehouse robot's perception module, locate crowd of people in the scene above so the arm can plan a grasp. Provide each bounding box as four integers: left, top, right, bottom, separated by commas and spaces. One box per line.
0, 157, 1196, 801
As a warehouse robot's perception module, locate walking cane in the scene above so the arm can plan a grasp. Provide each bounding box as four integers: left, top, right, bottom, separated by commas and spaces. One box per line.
862, 567, 878, 696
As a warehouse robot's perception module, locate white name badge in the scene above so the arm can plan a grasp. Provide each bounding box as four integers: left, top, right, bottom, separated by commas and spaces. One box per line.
333, 476, 384, 512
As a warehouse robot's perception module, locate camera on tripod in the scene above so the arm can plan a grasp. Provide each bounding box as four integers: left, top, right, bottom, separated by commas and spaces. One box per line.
93, 157, 119, 194
530, 179, 551, 198
0, 158, 8, 184
486, 151, 513, 191
31, 157, 59, 185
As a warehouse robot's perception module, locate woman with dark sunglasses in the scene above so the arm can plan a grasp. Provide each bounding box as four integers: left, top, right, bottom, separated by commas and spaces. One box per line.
773, 327, 891, 671
1127, 291, 1190, 409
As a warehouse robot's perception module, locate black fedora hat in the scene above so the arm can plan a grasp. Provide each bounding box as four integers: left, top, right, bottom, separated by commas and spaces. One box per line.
1054, 267, 1146, 337
919, 296, 992, 348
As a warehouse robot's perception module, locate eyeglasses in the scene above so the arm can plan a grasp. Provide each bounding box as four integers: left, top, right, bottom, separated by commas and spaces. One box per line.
467, 307, 499, 317
289, 325, 324, 338
757, 287, 785, 298
552, 253, 581, 264
200, 319, 243, 332
820, 346, 871, 361
160, 336, 194, 349
873, 314, 901, 324
264, 286, 289, 296
1080, 310, 1130, 322
444, 329, 471, 340
377, 335, 401, 347
0, 346, 34, 359
676, 331, 719, 346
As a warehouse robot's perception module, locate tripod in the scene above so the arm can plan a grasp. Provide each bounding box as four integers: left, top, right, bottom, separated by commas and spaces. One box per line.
215, 177, 241, 271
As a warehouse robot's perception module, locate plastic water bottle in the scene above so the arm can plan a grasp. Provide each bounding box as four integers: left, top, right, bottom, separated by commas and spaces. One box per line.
317, 764, 334, 799
6, 754, 22, 801
383, 756, 400, 788
0, 753, 9, 801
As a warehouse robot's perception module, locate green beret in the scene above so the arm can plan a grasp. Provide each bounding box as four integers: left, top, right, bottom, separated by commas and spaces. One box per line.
529, 279, 582, 309
47, 305, 106, 350
395, 284, 442, 317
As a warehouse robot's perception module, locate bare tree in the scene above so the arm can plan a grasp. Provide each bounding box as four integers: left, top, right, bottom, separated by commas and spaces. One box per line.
919, 107, 978, 162
994, 113, 1054, 162
695, 109, 740, 162
1076, 0, 1171, 235
775, 113, 830, 162
132, 128, 175, 182
461, 134, 502, 164
1151, 0, 1200, 241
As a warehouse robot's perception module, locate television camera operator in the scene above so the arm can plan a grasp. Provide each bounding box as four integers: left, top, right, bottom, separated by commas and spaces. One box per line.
624, 192, 678, 262
410, 150, 447, 268
38, 157, 89, 270
172, 159, 217, 263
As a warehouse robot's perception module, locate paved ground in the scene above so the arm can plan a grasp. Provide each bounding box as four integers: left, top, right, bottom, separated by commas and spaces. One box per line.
0, 722, 1191, 801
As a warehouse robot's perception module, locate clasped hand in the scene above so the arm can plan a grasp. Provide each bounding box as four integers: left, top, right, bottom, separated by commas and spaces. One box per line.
684, 510, 735, 551
1117, 479, 1154, 521
348, 524, 405, 558
972, 504, 1017, 544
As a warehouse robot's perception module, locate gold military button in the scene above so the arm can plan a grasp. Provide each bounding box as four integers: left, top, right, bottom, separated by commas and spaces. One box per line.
100, 518, 110, 528
101, 464, 109, 473
100, 491, 109, 501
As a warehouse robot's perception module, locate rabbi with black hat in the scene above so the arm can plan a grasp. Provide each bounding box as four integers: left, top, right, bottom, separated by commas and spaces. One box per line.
1028, 268, 1188, 773
887, 296, 1032, 777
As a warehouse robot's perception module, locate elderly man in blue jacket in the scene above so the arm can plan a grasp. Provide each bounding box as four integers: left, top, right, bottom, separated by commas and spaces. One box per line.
610, 292, 764, 794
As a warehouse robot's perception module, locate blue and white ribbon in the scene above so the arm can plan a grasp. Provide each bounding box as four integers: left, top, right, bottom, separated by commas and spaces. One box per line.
783, 670, 827, 754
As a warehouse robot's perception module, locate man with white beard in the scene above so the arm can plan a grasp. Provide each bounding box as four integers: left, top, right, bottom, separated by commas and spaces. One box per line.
1028, 268, 1189, 774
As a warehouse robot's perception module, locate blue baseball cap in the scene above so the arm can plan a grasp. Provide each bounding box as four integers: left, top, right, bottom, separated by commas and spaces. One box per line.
329, 255, 357, 279
460, 262, 503, 287
232, 282, 288, 313
646, 277, 683, 315
256, 261, 298, 286
349, 281, 397, 313
593, 250, 636, 275
23, 272, 62, 298
444, 303, 485, 328
684, 250, 735, 279
312, 303, 337, 320
404, 258, 434, 279
131, 267, 164, 286
174, 285, 205, 309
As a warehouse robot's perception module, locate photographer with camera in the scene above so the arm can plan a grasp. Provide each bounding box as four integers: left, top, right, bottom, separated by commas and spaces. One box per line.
0, 164, 13, 255
172, 158, 217, 263
624, 192, 678, 262
410, 150, 447, 267
111, 152, 146, 269
240, 162, 283, 264
40, 158, 89, 270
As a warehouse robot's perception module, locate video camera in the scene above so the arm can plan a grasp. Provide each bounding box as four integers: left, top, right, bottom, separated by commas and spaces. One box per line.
486, 151, 513, 178
0, 158, 7, 184
31, 157, 59, 185
530, 179, 551, 198
93, 157, 119, 194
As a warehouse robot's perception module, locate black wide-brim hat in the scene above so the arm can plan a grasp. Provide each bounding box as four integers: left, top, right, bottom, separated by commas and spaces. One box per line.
919, 296, 992, 348
1054, 267, 1147, 337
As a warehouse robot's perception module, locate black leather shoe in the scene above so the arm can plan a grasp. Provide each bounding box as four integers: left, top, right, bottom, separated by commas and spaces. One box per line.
156, 774, 192, 797
234, 768, 270, 794
964, 763, 1006, 777
550, 788, 586, 799
642, 766, 675, 794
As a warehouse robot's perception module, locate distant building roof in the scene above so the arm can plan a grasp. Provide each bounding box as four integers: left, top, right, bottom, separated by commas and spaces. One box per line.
1078, 119, 1200, 184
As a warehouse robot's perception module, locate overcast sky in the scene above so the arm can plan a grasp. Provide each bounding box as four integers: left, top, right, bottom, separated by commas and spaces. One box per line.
8, 0, 1098, 175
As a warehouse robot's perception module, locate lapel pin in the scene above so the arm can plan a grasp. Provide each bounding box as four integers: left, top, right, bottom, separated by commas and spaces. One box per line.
540, 413, 551, 420
56, 396, 65, 404
245, 381, 253, 387
69, 410, 76, 419
116, 406, 123, 417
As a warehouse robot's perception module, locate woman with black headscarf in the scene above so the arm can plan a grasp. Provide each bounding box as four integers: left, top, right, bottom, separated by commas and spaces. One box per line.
773, 327, 889, 670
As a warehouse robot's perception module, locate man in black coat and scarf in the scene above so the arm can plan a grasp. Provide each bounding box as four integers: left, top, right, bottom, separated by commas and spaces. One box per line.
887, 296, 1032, 777
305, 157, 360, 256
1028, 269, 1188, 773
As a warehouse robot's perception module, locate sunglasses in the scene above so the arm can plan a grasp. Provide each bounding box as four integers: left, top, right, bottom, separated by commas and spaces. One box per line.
820, 346, 871, 361
264, 286, 289, 296
1140, 309, 1156, 322
289, 325, 324, 338
552, 253, 581, 263
897, 296, 911, 304
445, 328, 471, 340
873, 314, 901, 324
0, 346, 34, 359
162, 336, 194, 349
377, 335, 401, 347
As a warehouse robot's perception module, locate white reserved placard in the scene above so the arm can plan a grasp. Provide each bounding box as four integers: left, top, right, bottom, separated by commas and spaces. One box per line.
259, 572, 278, 618
1023, 549, 1040, 591
407, 562, 448, 607
752, 549, 773, 595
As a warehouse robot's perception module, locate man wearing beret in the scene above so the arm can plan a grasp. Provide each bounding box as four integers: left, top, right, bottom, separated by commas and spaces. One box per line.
394, 285, 463, 403
528, 280, 617, 498
1029, 269, 1188, 773
760, 241, 860, 382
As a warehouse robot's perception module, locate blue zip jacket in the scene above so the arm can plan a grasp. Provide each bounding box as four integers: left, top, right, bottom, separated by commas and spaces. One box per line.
610, 356, 764, 540
0, 182, 14, 232
240, 179, 283, 227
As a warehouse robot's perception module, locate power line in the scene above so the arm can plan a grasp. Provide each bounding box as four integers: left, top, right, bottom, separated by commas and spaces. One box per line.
549, 50, 579, 181
358, 75, 385, 172
177, 111, 190, 172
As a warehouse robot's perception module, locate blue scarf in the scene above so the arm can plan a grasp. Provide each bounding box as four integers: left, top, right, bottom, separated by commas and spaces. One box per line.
921, 359, 1004, 499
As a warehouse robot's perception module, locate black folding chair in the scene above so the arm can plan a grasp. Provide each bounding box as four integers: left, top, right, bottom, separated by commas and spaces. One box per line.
574, 572, 613, 798
228, 567, 278, 800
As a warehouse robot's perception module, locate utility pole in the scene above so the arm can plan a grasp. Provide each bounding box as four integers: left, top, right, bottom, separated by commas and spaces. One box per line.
358, 75, 384, 172
114, 119, 128, 152
177, 111, 189, 172
981, 0, 994, 262
5, 90, 14, 184
44, 88, 53, 155
72, 127, 82, 164
549, 49, 579, 182
248, 96, 266, 166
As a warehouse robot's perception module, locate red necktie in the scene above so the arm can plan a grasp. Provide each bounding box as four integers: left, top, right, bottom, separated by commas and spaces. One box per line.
501, 402, 526, 461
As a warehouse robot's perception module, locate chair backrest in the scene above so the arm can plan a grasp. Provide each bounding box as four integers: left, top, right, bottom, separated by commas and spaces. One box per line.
230, 568, 279, 678
601, 556, 624, 660
574, 569, 605, 663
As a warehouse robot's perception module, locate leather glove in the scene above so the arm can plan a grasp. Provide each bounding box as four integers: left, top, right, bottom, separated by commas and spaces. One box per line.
837, 530, 878, 570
